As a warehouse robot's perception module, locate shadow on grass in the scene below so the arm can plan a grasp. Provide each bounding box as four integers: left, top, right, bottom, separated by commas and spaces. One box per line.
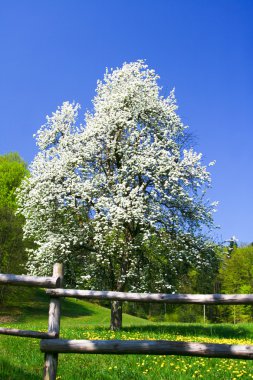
1, 288, 95, 324
61, 298, 95, 318
0, 359, 41, 380
117, 324, 253, 339
17, 298, 95, 322
92, 324, 253, 340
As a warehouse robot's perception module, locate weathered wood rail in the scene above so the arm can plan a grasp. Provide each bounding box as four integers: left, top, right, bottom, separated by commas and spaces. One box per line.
0, 273, 61, 288
40, 339, 253, 359
0, 327, 57, 339
46, 288, 253, 304
2, 263, 253, 380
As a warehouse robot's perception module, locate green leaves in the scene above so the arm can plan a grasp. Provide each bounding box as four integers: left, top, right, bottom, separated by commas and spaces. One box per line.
0, 153, 28, 210
0, 153, 28, 302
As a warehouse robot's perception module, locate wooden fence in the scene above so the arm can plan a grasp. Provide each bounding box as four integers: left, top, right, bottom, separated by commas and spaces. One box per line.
0, 263, 63, 380
1, 263, 253, 380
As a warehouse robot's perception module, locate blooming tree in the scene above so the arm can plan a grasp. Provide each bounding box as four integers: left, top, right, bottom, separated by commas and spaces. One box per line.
17, 61, 217, 329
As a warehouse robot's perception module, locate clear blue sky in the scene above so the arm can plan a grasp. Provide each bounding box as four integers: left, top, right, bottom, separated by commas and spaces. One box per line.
1, 0, 252, 244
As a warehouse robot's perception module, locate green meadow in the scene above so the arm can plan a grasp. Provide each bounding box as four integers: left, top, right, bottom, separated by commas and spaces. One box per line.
1, 290, 253, 379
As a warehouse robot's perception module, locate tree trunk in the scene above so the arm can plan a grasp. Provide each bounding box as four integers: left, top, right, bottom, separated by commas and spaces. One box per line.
110, 300, 122, 330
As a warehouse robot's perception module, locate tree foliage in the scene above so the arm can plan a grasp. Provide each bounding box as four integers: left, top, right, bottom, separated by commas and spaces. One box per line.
220, 245, 253, 294
217, 245, 253, 322
0, 153, 28, 302
17, 61, 217, 294
0, 152, 27, 209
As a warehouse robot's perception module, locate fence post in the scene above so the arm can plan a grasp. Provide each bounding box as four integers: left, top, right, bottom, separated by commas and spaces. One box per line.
43, 263, 64, 380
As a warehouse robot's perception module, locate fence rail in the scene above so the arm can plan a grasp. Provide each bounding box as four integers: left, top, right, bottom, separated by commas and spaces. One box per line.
40, 338, 253, 359
46, 288, 253, 304
0, 328, 57, 339
0, 273, 61, 288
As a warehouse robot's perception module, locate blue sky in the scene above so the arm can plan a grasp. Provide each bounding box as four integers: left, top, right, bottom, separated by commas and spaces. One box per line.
0, 0, 252, 244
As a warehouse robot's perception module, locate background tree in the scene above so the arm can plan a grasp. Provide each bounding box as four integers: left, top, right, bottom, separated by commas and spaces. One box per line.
218, 245, 253, 322
17, 61, 217, 329
0, 153, 28, 303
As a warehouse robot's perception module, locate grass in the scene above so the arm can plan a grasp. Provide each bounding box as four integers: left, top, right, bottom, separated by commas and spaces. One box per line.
1, 290, 253, 379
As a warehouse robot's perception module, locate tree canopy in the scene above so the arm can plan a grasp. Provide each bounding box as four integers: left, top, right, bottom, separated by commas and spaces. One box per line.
17, 61, 217, 294
0, 152, 28, 302
0, 152, 27, 210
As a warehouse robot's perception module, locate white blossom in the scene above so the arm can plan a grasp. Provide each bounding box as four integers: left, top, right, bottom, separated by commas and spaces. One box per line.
17, 60, 216, 291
